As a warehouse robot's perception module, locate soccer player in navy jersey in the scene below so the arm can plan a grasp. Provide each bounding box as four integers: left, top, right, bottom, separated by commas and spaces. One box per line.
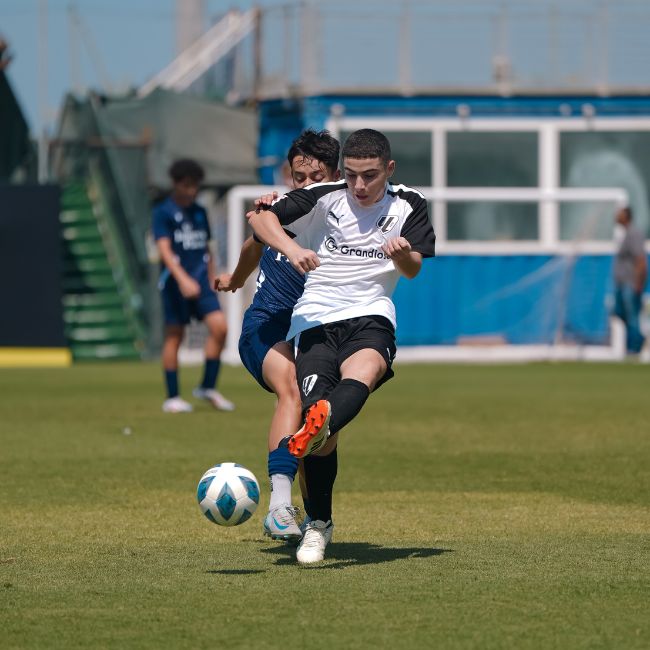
152, 159, 234, 413
248, 129, 436, 563
215, 130, 340, 542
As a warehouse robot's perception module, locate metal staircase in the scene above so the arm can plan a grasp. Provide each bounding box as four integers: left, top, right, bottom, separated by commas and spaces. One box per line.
60, 182, 143, 360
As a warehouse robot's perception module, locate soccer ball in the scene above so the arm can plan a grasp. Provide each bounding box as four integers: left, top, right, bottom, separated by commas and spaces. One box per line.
197, 463, 260, 527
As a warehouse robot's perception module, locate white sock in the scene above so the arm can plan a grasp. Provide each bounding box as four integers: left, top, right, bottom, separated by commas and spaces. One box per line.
269, 474, 293, 510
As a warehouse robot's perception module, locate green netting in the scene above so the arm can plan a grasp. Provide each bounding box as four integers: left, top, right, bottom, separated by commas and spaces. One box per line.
52, 88, 258, 357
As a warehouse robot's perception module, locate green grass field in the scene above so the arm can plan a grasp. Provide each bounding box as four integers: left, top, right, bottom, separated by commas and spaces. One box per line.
1, 362, 649, 649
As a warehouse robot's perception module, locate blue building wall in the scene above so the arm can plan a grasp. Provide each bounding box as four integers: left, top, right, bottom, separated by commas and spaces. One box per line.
393, 254, 619, 346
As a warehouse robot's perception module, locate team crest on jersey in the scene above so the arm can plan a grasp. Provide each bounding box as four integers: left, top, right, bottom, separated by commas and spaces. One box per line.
377, 214, 398, 234
302, 374, 318, 396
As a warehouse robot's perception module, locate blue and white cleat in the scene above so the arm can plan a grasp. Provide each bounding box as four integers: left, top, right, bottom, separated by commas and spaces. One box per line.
263, 505, 303, 542
296, 519, 334, 564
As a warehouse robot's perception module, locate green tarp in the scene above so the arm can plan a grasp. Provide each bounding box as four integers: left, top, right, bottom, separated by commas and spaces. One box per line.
95, 88, 258, 188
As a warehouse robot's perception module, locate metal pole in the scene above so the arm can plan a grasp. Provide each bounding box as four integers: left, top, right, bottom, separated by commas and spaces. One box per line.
38, 0, 49, 183
398, 0, 412, 95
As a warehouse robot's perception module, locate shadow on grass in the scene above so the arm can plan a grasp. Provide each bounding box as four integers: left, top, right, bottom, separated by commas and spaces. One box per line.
260, 542, 453, 569
207, 569, 266, 575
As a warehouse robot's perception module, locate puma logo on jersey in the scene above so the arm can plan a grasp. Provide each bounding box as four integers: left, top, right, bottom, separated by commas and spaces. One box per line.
377, 214, 398, 234
302, 374, 318, 396
328, 210, 343, 225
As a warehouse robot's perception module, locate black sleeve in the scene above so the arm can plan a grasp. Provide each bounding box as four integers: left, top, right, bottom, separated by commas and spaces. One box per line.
269, 181, 346, 226
269, 187, 319, 225
400, 194, 436, 258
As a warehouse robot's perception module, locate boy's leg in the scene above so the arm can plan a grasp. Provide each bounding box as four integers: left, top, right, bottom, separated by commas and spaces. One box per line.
161, 325, 194, 412
288, 317, 395, 457
287, 326, 340, 458
162, 324, 185, 396
261, 341, 305, 539
262, 342, 303, 450
202, 309, 227, 363
194, 309, 234, 410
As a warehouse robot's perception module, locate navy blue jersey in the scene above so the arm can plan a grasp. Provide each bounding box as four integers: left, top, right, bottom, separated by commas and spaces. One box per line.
249, 245, 305, 315
152, 196, 211, 277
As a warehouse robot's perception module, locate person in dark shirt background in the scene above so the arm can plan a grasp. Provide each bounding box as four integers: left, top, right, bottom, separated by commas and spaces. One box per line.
152, 159, 234, 413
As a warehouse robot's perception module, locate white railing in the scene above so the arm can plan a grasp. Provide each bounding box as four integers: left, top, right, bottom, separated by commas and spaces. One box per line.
138, 9, 258, 97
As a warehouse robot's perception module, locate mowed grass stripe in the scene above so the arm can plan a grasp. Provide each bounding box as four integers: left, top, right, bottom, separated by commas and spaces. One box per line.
1, 362, 649, 649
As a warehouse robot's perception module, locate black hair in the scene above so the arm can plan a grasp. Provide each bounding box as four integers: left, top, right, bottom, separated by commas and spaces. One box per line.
168, 158, 205, 183
621, 206, 633, 221
342, 129, 392, 165
287, 129, 340, 174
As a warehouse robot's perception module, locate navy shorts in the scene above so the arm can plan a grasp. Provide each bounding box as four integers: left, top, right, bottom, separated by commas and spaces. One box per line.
161, 274, 221, 326
238, 307, 292, 392
294, 315, 396, 409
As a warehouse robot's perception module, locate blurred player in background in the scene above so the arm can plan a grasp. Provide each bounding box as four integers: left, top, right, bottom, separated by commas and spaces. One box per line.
613, 206, 647, 355
153, 159, 234, 413
248, 129, 436, 563
215, 130, 340, 542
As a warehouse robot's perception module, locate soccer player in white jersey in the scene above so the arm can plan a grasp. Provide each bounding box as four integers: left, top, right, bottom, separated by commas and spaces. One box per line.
248, 129, 436, 563
215, 130, 341, 542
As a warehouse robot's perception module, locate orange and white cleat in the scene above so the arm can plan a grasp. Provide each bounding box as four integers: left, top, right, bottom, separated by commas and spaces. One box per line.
280, 400, 331, 458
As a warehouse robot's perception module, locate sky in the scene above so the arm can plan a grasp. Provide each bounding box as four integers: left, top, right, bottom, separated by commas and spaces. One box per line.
1, 0, 268, 133
2, 0, 649, 135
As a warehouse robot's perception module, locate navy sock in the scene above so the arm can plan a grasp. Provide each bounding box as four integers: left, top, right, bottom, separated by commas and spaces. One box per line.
201, 358, 220, 390
328, 378, 370, 435
268, 446, 299, 481
303, 448, 338, 522
164, 370, 179, 398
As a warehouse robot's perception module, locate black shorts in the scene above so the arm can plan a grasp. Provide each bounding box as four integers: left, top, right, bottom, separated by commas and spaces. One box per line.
294, 315, 396, 409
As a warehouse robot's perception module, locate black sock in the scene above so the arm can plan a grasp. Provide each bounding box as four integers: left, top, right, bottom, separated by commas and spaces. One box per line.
303, 448, 338, 522
328, 378, 370, 435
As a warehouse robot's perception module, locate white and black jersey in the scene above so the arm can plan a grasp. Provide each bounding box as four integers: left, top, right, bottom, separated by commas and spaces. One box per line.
268, 180, 436, 340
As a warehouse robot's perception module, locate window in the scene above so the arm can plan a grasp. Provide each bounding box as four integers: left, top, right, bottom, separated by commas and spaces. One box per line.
560, 131, 650, 240
447, 131, 539, 240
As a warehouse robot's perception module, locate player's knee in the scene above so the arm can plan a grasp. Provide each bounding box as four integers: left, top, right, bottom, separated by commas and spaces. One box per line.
206, 311, 227, 336
275, 377, 301, 407
164, 327, 184, 347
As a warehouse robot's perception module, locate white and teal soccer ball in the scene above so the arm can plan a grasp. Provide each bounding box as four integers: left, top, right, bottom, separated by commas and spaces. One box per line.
197, 463, 260, 527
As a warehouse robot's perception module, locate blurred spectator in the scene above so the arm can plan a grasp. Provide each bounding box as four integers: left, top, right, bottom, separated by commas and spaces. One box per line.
152, 158, 235, 413
613, 206, 647, 354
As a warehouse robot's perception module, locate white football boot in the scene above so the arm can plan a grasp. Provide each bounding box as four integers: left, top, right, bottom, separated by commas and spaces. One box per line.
162, 396, 193, 413
296, 519, 334, 564
192, 388, 235, 411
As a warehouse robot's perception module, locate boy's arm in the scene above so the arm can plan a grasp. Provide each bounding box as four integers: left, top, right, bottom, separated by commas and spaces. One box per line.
395, 193, 436, 278
247, 208, 319, 274
215, 236, 265, 292
156, 237, 200, 298
382, 237, 423, 279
